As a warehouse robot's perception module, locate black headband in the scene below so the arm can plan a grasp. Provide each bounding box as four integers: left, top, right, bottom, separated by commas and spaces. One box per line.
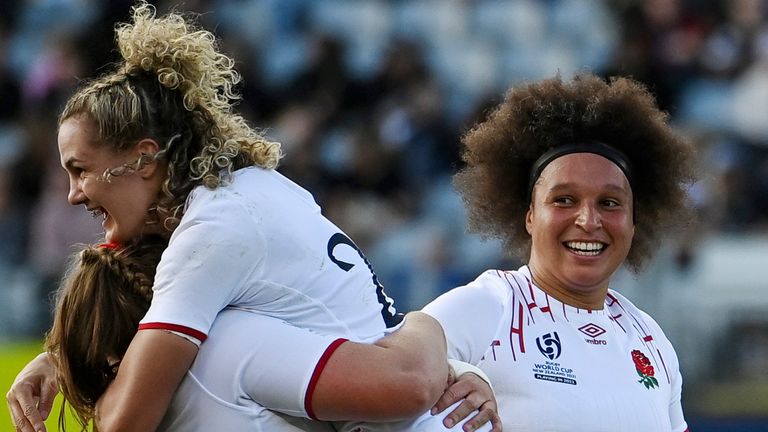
527, 141, 633, 202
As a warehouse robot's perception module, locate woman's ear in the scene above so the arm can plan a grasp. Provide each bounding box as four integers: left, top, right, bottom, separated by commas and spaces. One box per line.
525, 204, 534, 235
135, 139, 161, 178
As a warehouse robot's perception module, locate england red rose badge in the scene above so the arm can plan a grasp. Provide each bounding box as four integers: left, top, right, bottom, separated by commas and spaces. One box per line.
631, 349, 659, 389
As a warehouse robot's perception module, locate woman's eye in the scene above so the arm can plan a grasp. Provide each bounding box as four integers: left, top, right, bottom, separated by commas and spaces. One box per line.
75, 167, 91, 180
602, 199, 620, 207
553, 196, 574, 205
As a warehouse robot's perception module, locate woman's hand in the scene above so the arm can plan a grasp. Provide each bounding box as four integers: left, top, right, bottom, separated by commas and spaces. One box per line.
431, 370, 502, 432
6, 352, 58, 432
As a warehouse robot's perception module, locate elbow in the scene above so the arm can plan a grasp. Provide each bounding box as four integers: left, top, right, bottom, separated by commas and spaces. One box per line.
389, 347, 449, 417
388, 366, 446, 418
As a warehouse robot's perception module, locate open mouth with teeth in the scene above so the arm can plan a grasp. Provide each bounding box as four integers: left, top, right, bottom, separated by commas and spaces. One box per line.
564, 241, 606, 256
89, 207, 107, 220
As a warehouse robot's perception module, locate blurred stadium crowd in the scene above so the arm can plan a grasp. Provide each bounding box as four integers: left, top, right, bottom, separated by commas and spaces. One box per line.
0, 0, 767, 424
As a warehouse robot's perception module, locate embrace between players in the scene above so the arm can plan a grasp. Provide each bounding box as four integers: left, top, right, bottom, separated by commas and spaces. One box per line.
8, 2, 694, 431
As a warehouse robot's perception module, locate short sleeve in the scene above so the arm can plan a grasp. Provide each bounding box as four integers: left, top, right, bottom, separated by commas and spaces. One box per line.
669, 348, 688, 432
139, 190, 266, 341
422, 271, 509, 365
634, 307, 688, 432
187, 309, 345, 419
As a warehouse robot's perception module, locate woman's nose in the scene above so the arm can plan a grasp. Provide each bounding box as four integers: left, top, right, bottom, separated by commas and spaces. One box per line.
67, 179, 86, 205
575, 204, 602, 231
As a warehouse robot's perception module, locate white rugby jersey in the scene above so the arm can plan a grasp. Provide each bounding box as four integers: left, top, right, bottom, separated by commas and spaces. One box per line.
138, 167, 400, 414
159, 309, 489, 432
158, 309, 340, 431
423, 266, 689, 432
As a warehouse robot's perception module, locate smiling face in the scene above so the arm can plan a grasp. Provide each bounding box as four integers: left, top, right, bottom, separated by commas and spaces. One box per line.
526, 152, 635, 308
58, 116, 164, 244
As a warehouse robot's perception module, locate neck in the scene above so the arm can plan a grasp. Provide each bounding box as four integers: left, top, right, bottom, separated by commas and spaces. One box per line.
526, 262, 608, 310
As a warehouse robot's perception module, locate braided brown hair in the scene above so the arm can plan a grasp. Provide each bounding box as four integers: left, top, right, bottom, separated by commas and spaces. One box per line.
45, 236, 167, 430
59, 1, 281, 231
455, 73, 696, 272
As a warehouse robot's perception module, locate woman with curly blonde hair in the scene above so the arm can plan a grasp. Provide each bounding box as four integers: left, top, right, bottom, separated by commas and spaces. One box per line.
7, 3, 498, 432
422, 73, 695, 431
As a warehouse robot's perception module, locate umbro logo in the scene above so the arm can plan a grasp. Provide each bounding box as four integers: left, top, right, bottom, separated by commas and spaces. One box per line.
579, 323, 607, 345
578, 323, 606, 337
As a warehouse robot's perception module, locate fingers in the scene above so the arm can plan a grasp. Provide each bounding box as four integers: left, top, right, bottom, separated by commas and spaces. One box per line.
433, 371, 499, 430
37, 380, 58, 421
7, 398, 40, 432
442, 399, 476, 428
7, 353, 55, 432
432, 371, 487, 415
459, 401, 502, 432
431, 383, 463, 415
489, 412, 503, 432
436, 398, 501, 432
7, 385, 48, 432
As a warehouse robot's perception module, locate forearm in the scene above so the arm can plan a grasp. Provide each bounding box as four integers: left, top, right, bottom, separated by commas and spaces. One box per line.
95, 330, 197, 432
372, 311, 449, 399
310, 311, 450, 421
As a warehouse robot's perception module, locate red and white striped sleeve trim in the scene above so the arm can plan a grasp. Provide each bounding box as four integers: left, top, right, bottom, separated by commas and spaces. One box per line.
138, 322, 208, 344
304, 338, 349, 420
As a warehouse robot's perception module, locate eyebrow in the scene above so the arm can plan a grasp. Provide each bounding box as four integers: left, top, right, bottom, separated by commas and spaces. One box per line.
546, 182, 631, 195
63, 157, 81, 170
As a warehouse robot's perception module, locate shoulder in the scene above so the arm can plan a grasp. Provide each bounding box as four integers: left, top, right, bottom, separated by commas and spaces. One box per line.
179, 170, 272, 231
608, 290, 675, 348
469, 268, 531, 304
423, 269, 519, 363
166, 183, 267, 265
424, 269, 516, 317
184, 167, 319, 220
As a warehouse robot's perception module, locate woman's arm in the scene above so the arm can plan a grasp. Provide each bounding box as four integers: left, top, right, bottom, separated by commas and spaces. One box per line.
94, 330, 198, 432
310, 311, 450, 421
194, 309, 496, 430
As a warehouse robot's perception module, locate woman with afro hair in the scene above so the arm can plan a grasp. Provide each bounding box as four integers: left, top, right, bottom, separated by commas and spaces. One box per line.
422, 73, 695, 431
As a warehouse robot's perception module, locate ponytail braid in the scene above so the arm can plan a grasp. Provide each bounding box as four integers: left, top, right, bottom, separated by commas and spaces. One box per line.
45, 235, 168, 430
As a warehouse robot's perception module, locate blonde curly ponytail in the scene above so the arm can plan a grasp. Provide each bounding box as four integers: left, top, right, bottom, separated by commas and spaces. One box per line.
116, 2, 238, 114
60, 1, 281, 232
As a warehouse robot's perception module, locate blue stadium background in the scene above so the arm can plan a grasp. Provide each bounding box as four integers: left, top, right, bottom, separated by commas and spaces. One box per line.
0, 1, 766, 430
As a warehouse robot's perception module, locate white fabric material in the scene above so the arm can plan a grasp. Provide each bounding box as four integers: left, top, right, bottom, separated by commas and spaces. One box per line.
139, 167, 401, 417
423, 266, 688, 432
448, 358, 494, 393
336, 400, 492, 432
142, 167, 398, 344
160, 309, 487, 432
158, 309, 341, 431
164, 329, 201, 347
